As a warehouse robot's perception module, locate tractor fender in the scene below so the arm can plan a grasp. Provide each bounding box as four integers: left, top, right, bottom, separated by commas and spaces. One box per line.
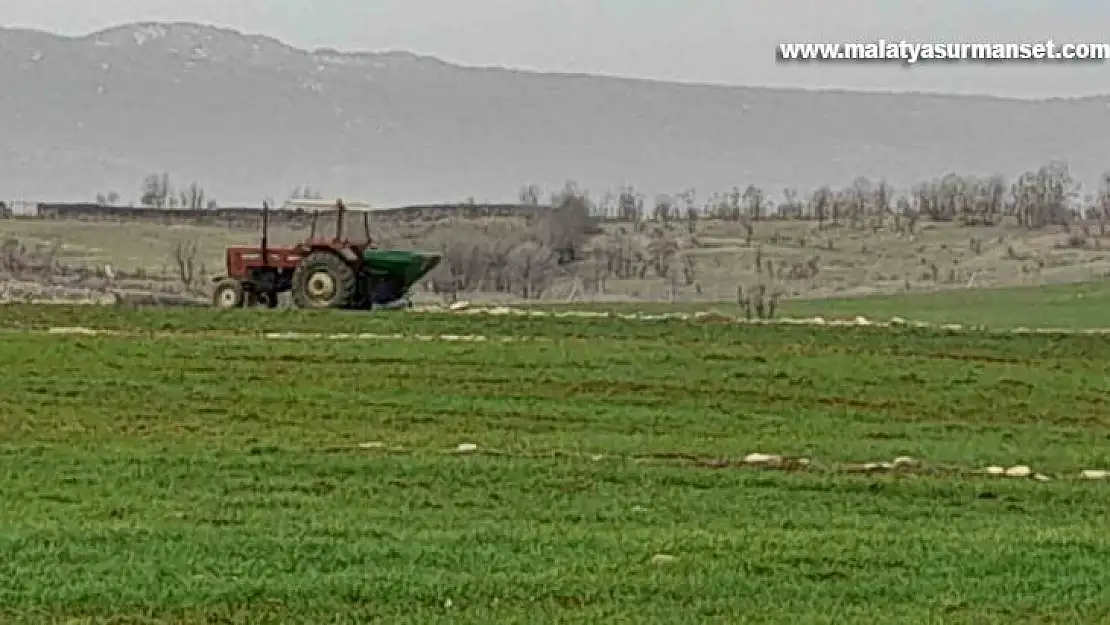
336, 247, 359, 263
304, 246, 359, 264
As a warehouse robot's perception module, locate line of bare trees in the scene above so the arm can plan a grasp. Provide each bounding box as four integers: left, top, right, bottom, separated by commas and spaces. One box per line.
570, 159, 1100, 234
94, 173, 219, 210
137, 173, 218, 210
90, 158, 1098, 234
96, 176, 335, 211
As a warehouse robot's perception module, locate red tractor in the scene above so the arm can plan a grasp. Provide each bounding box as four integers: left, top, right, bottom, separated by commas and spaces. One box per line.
211, 199, 441, 310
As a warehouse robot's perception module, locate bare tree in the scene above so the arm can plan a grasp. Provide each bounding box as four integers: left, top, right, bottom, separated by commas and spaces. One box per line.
849, 176, 871, 227
780, 188, 802, 219
1095, 172, 1110, 236
540, 180, 596, 264
646, 231, 679, 278
519, 184, 542, 205
727, 186, 742, 221
179, 182, 209, 210
290, 185, 324, 201
811, 186, 833, 229
652, 194, 675, 223
172, 238, 199, 292
742, 184, 766, 221
140, 173, 172, 208
617, 186, 643, 221
507, 240, 559, 298
1012, 161, 1079, 228
95, 191, 121, 206
872, 180, 891, 229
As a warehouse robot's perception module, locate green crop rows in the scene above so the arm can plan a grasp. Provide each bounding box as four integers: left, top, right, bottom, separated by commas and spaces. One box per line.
1, 304, 1109, 623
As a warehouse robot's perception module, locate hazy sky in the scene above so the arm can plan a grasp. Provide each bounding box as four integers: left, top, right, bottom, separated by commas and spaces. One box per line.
2, 0, 1108, 97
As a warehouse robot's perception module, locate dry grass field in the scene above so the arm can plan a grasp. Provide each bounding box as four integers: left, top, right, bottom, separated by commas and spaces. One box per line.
2, 213, 1108, 306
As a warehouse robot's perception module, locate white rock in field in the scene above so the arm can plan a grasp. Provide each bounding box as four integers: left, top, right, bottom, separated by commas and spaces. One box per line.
1080, 469, 1110, 480
441, 334, 485, 342
854, 316, 871, 326
892, 456, 917, 468
863, 462, 894, 471
985, 466, 1006, 476
455, 443, 479, 454
1033, 473, 1051, 482
651, 554, 678, 565
743, 453, 782, 466
1004, 465, 1032, 478
589, 454, 604, 462
48, 326, 100, 335
358, 441, 385, 449
448, 301, 470, 311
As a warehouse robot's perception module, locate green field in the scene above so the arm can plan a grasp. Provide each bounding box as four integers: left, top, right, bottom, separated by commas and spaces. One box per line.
1, 298, 1110, 623
527, 281, 1110, 330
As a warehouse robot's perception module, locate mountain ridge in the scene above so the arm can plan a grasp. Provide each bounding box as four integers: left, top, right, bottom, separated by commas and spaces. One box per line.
2, 22, 1108, 206
18, 21, 1107, 102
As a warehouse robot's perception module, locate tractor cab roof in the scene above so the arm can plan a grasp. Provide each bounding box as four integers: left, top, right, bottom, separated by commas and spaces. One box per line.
280, 199, 374, 212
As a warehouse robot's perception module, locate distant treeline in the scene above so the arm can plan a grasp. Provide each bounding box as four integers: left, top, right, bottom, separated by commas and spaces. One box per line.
8, 202, 551, 225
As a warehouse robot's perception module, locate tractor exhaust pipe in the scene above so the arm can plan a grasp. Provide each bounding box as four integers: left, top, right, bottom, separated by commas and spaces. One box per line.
335, 198, 346, 242
261, 200, 270, 266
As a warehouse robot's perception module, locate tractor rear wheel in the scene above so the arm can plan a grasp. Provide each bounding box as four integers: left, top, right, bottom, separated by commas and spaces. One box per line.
291, 251, 357, 309
212, 278, 245, 309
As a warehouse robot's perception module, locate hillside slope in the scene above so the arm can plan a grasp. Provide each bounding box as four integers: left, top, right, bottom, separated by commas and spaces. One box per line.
2, 22, 1107, 205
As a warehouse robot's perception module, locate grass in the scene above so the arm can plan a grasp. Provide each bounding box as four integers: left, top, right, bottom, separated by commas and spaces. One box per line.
783, 280, 1110, 328
1, 304, 1110, 622
524, 280, 1110, 329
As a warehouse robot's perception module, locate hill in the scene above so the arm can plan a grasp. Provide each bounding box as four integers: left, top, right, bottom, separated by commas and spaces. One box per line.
2, 22, 1109, 206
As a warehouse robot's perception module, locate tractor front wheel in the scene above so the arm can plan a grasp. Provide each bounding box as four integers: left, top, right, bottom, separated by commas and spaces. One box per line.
212, 278, 245, 309
291, 251, 357, 309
